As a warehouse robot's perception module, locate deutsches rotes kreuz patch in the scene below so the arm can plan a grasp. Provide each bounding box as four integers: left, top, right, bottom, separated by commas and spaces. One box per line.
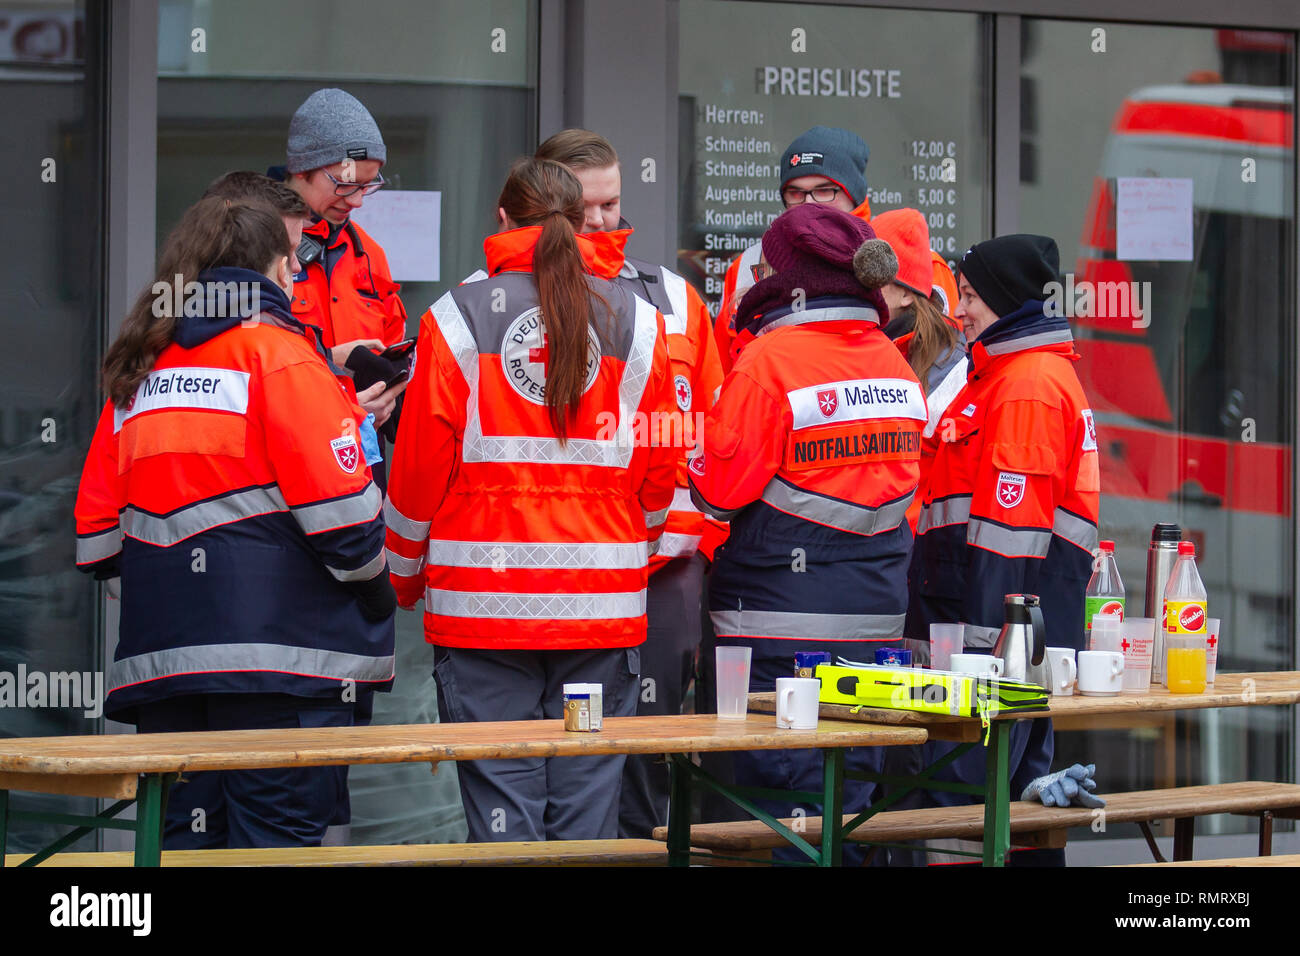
674, 374, 692, 411
500, 307, 601, 405
331, 434, 360, 474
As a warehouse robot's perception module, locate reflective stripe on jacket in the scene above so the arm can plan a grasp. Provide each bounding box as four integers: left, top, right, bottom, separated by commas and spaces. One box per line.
75, 316, 394, 721
385, 225, 676, 650
689, 298, 922, 657
905, 303, 1101, 651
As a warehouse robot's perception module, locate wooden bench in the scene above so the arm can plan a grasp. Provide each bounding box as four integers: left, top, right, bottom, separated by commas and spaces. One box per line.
1119, 853, 1300, 867
651, 782, 1300, 864
5, 839, 667, 867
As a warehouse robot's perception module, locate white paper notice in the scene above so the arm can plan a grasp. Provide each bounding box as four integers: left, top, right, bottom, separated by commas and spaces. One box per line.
349, 191, 441, 282
1115, 177, 1194, 262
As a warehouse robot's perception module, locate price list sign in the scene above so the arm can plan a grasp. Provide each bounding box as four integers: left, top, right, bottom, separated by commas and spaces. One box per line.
678, 1, 989, 312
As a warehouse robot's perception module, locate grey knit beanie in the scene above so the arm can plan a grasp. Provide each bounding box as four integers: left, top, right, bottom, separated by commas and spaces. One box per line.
286, 88, 387, 173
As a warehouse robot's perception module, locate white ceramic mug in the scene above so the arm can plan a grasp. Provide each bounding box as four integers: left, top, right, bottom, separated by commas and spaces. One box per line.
949, 654, 1003, 678
1078, 650, 1125, 696
1045, 646, 1077, 696
775, 677, 820, 730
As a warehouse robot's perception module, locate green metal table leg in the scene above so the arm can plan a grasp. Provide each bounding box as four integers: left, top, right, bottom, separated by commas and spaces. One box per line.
0, 789, 8, 865
983, 723, 1012, 867
667, 755, 693, 867
133, 774, 166, 867
821, 749, 845, 868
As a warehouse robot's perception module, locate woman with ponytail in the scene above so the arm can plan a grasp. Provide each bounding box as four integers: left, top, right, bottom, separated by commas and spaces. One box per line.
75, 197, 396, 849
385, 158, 676, 842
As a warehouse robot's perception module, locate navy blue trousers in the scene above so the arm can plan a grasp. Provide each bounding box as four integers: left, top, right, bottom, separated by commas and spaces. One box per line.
135, 693, 355, 849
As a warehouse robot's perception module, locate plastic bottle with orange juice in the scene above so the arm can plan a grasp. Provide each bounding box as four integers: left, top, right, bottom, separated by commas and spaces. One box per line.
1162, 541, 1207, 694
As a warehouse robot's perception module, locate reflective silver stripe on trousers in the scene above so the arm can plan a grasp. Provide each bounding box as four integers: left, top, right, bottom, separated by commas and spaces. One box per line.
326, 547, 387, 582
710, 608, 904, 641
383, 497, 432, 543
759, 478, 911, 536
916, 495, 972, 535
656, 533, 702, 559
386, 548, 424, 577
1052, 507, 1099, 553
426, 588, 646, 620
426, 539, 647, 570
434, 291, 658, 468
966, 517, 1051, 558
77, 527, 122, 564
107, 643, 395, 694
984, 329, 1074, 355
291, 483, 383, 534
121, 485, 288, 547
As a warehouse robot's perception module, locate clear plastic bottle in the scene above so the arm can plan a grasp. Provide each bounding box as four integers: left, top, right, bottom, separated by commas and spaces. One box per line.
1085, 540, 1126, 645
1162, 541, 1208, 694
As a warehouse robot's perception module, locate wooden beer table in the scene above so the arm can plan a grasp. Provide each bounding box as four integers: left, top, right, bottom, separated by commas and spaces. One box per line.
749, 671, 1300, 866
0, 713, 925, 868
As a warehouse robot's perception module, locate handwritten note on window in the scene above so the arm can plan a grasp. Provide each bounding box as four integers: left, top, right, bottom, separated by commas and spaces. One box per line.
1116, 177, 1194, 262
350, 191, 441, 282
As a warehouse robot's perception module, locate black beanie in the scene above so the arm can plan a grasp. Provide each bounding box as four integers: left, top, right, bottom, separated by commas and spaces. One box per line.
958, 234, 1060, 318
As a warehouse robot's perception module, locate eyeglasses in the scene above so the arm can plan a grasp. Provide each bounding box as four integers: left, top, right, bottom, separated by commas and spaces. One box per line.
781, 184, 842, 207
320, 168, 385, 198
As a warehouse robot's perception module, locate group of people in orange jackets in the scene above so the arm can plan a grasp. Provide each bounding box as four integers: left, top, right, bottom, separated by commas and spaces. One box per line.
75, 89, 1099, 862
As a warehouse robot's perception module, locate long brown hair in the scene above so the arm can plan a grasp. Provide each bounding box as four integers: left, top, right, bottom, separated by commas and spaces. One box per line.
498, 157, 610, 441
906, 291, 961, 394
102, 198, 292, 407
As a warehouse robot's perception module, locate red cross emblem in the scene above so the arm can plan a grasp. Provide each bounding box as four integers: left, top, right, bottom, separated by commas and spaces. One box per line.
1121, 638, 1130, 652
674, 375, 692, 411
1208, 634, 1217, 648
817, 389, 838, 417
528, 334, 548, 371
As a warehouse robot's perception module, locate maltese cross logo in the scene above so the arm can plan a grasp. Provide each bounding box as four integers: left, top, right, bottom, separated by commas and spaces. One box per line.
817, 389, 838, 417
996, 471, 1026, 508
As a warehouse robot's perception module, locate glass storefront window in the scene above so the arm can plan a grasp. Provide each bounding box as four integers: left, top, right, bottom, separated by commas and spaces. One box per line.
155, 0, 538, 846
678, 0, 991, 310
1019, 21, 1296, 840
0, 0, 104, 850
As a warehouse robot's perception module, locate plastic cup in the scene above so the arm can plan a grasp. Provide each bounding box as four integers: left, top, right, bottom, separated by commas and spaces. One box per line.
1119, 617, 1155, 692
929, 623, 964, 671
1206, 618, 1221, 685
1090, 613, 1123, 652
1165, 633, 1207, 694
715, 646, 752, 719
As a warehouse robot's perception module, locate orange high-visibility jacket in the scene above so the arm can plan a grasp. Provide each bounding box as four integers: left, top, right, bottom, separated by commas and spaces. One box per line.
712, 197, 872, 373
906, 304, 1101, 652
689, 298, 923, 654
385, 226, 677, 650
75, 279, 393, 721
606, 233, 727, 571
289, 217, 408, 348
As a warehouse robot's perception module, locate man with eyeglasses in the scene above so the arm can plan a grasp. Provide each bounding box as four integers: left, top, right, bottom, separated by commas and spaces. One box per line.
712, 126, 873, 372
269, 89, 409, 473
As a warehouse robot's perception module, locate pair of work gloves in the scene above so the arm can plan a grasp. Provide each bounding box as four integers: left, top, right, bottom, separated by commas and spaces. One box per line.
1021, 763, 1105, 808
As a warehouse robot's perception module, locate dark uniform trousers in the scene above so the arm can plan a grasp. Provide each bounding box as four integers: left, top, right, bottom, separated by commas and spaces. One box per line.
618, 554, 706, 838
136, 693, 355, 849
434, 645, 640, 842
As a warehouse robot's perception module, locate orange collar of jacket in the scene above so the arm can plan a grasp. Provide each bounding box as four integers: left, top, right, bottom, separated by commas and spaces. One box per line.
484, 225, 627, 280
